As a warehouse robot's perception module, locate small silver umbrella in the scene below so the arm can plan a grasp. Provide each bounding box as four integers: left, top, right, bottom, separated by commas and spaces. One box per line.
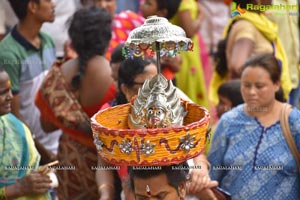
124, 15, 193, 74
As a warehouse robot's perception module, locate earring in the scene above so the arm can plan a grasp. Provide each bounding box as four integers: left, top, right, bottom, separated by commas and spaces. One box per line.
146, 184, 151, 195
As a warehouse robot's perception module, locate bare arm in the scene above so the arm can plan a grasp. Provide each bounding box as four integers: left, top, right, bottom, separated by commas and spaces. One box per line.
188, 154, 218, 196
96, 156, 115, 200
193, 153, 210, 170
177, 2, 204, 38
228, 38, 254, 79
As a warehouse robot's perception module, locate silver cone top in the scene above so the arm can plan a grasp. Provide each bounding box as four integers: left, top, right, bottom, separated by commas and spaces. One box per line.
128, 74, 186, 129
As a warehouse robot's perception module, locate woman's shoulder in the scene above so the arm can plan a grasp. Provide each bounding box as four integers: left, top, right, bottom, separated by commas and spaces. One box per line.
289, 107, 300, 121
3, 113, 21, 124
230, 20, 257, 38
2, 113, 32, 134
85, 56, 111, 77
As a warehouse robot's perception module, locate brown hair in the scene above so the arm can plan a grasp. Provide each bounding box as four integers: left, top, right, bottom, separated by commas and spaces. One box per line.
241, 53, 285, 102
241, 53, 281, 83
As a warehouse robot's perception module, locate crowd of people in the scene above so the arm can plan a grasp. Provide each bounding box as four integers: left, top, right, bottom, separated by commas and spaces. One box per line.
0, 0, 299, 200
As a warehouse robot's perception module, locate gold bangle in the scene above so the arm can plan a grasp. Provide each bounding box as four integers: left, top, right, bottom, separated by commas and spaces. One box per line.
98, 184, 114, 193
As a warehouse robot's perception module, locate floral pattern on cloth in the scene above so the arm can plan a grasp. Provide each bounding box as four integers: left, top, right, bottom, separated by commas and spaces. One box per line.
106, 10, 145, 60
39, 61, 90, 131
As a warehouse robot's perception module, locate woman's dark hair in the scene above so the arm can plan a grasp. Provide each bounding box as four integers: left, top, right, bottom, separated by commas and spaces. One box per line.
241, 53, 286, 102
213, 20, 238, 78
9, 0, 40, 20
113, 57, 156, 105
111, 43, 125, 64
213, 39, 228, 77
128, 162, 189, 193
157, 0, 181, 19
242, 54, 281, 83
218, 80, 244, 107
68, 7, 112, 90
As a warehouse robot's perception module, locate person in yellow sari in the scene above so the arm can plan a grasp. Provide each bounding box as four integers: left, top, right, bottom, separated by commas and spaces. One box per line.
169, 0, 209, 107
0, 68, 51, 200
209, 0, 292, 105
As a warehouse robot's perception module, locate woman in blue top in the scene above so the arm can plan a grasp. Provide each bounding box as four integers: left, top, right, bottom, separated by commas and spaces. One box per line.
207, 53, 300, 200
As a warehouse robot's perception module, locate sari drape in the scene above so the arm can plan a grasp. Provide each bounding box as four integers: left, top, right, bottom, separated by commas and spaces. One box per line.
35, 61, 116, 199
0, 113, 50, 200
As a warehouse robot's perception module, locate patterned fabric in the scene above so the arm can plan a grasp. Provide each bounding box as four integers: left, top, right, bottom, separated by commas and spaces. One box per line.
106, 10, 144, 60
35, 62, 116, 199
35, 62, 116, 150
208, 104, 300, 200
0, 113, 50, 200
39, 61, 90, 130
169, 0, 208, 107
56, 134, 98, 200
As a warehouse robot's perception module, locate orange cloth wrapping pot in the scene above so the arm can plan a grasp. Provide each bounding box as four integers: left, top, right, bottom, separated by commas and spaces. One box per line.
91, 100, 210, 166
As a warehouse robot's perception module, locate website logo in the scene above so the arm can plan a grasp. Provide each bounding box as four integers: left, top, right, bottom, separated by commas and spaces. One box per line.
230, 2, 299, 17
230, 2, 246, 18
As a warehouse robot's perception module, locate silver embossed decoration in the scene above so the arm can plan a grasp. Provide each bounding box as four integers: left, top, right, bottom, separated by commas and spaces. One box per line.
124, 15, 193, 74
93, 134, 104, 151
141, 140, 156, 156
126, 16, 189, 129
119, 140, 133, 155
128, 74, 186, 129
179, 133, 196, 153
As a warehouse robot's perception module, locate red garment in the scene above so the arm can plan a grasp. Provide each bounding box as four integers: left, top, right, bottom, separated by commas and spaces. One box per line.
35, 62, 116, 150
83, 84, 116, 117
106, 10, 145, 60
162, 66, 175, 80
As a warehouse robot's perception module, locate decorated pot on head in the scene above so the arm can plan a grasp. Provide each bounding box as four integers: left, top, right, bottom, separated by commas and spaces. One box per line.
91, 74, 210, 166
91, 15, 210, 166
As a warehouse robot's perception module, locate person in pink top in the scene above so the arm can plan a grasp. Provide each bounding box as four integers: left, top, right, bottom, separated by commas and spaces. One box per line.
66, 0, 145, 61
92, 0, 145, 60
